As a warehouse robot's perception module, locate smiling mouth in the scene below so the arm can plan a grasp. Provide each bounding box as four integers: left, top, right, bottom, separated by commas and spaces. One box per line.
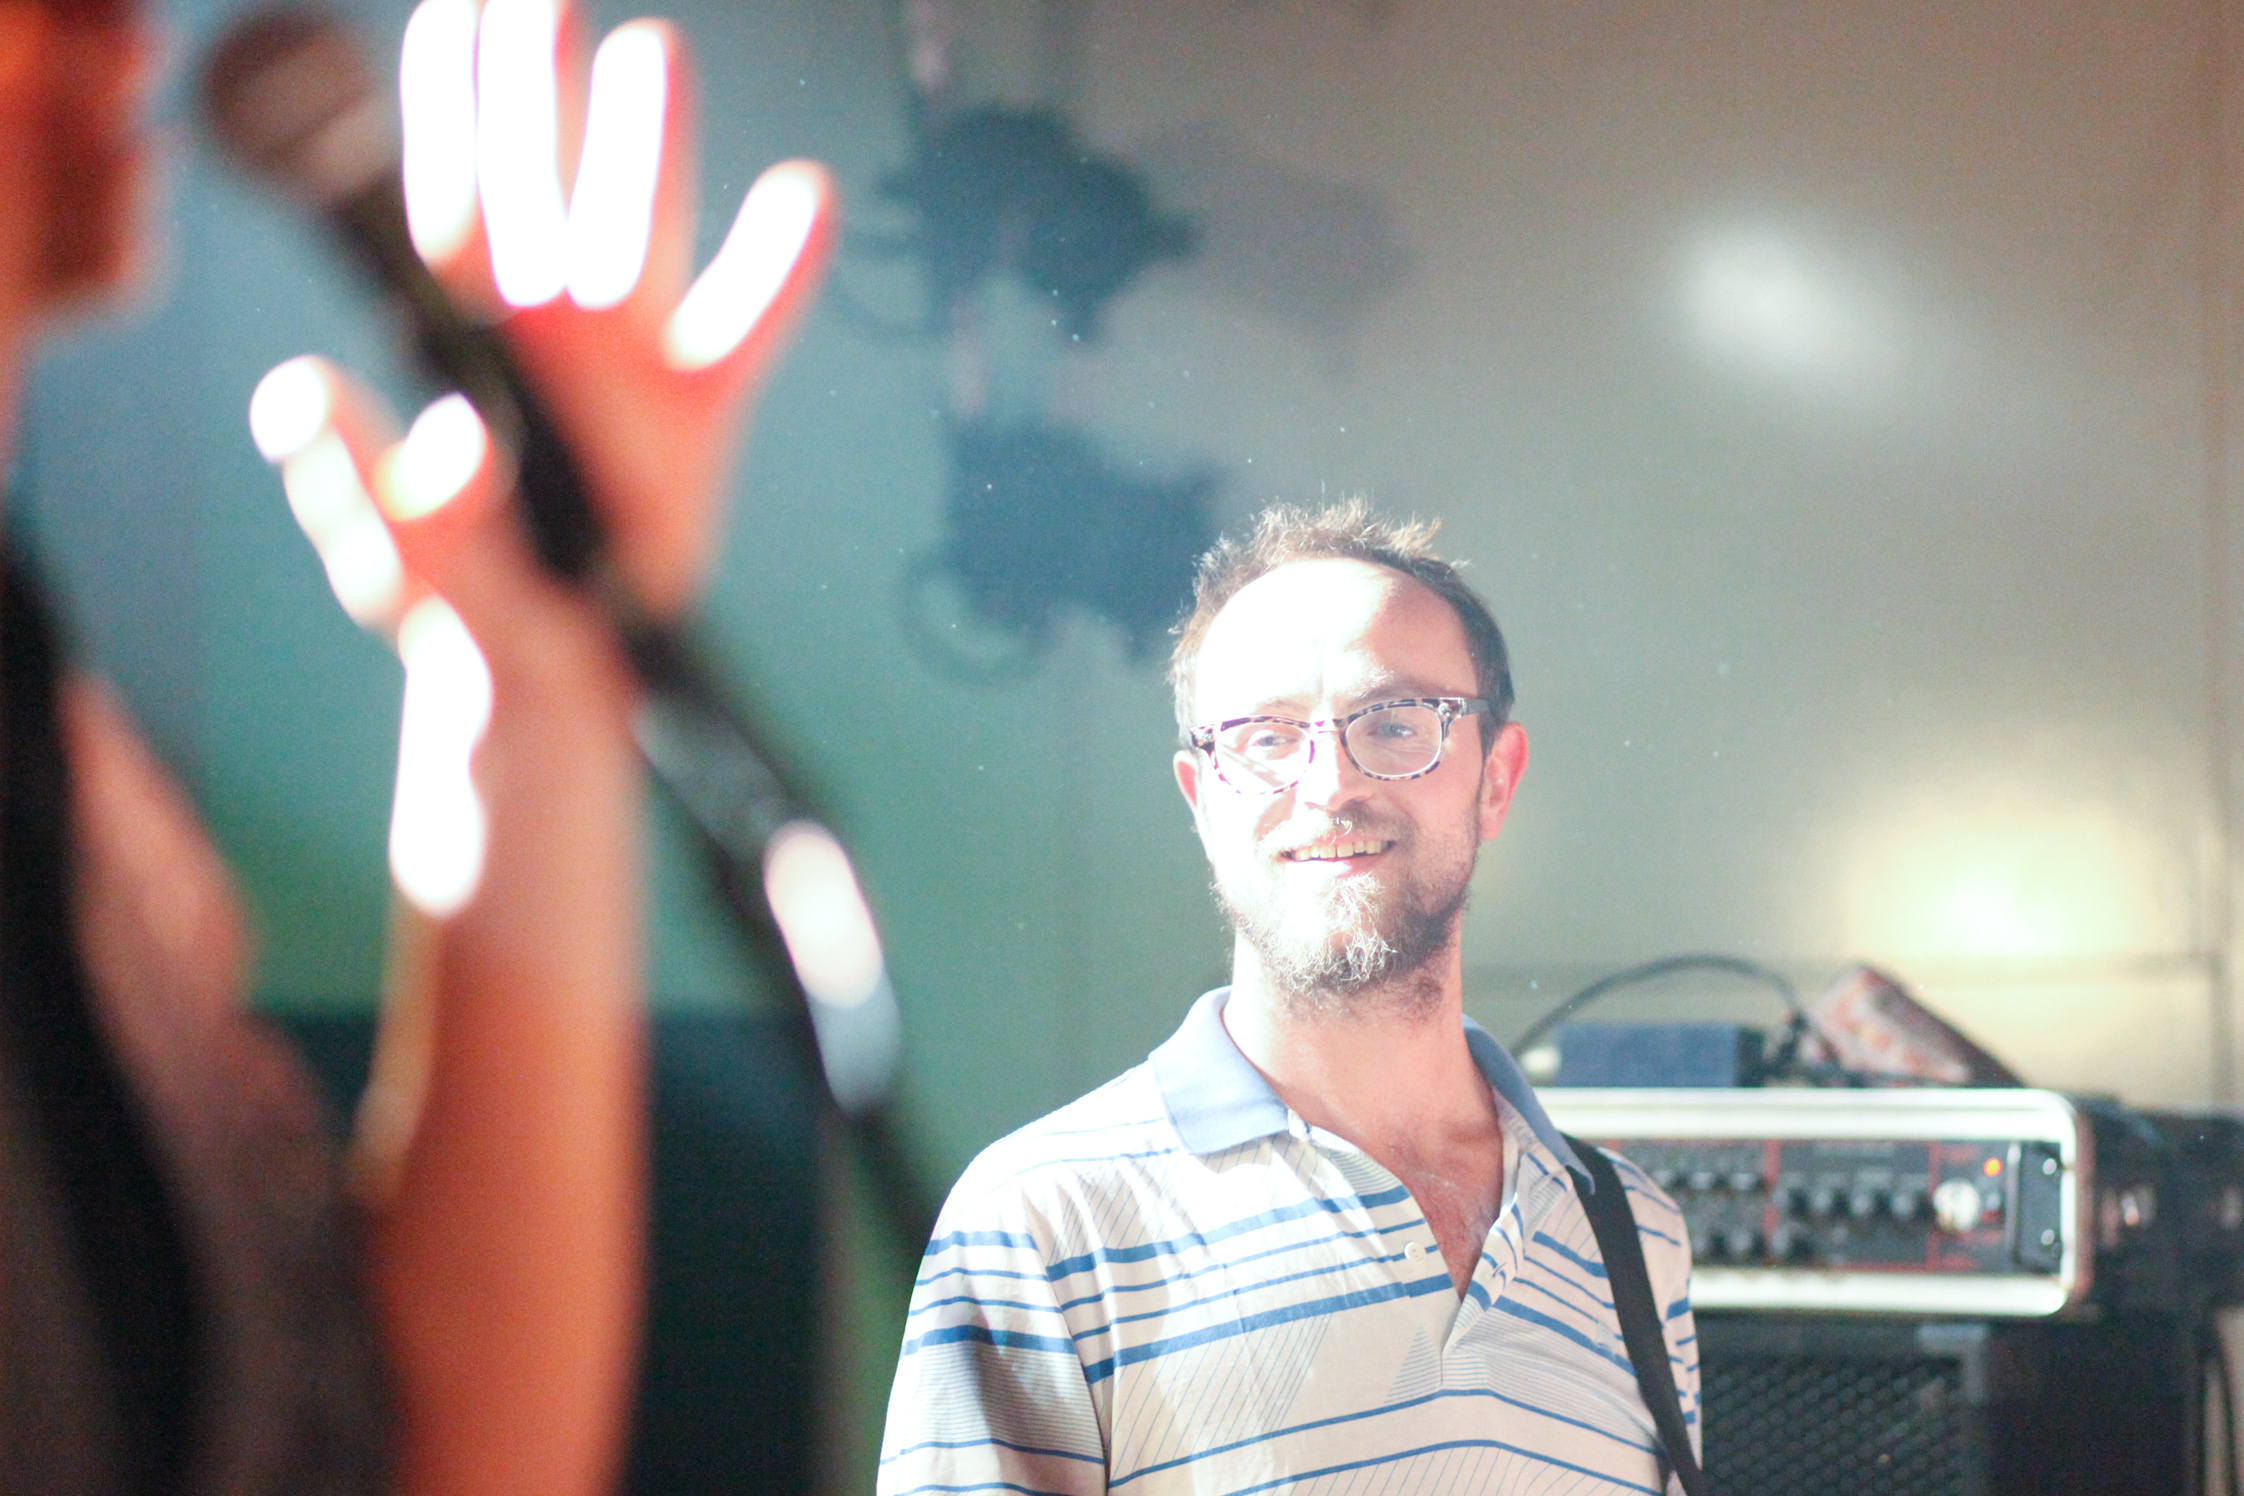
1282, 839, 1395, 862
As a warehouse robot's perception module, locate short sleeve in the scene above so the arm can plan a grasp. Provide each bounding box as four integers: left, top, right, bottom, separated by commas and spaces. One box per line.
878, 1174, 1109, 1496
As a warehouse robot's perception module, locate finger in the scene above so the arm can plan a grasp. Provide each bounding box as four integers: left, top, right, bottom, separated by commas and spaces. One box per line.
372, 394, 584, 664
476, 0, 569, 307
249, 356, 414, 634
663, 158, 837, 386
399, 0, 479, 267
564, 20, 675, 313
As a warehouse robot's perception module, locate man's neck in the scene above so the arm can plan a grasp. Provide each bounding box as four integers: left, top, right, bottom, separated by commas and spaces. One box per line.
1223, 940, 1507, 1296
1221, 940, 1492, 1149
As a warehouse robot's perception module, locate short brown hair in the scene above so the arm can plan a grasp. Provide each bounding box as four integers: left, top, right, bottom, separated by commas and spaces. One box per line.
1169, 497, 1514, 748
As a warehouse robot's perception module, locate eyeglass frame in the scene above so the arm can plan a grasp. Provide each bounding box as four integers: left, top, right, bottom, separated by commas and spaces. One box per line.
1185, 696, 1493, 795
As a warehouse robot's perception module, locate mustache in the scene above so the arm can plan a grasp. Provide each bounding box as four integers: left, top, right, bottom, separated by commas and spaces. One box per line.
1264, 809, 1410, 857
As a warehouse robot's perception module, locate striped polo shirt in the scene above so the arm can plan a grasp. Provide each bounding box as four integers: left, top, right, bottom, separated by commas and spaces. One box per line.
879, 988, 1699, 1495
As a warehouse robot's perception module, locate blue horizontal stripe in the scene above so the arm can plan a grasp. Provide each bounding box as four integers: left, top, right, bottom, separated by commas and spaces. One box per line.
1494, 1298, 1638, 1377
923, 1228, 1040, 1259
1111, 1381, 1665, 1486
898, 1323, 1079, 1360
880, 1437, 1104, 1469
1045, 1185, 1413, 1282
1202, 1437, 1665, 1496
1083, 1274, 1455, 1385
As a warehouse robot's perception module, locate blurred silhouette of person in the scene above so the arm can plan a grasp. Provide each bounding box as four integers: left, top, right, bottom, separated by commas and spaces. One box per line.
0, 0, 833, 1491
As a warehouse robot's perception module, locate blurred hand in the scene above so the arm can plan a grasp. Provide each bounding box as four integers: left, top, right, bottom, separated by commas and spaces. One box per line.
251, 0, 837, 670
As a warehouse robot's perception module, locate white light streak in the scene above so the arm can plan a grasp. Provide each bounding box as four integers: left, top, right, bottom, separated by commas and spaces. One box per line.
320, 509, 407, 627
476, 0, 568, 306
400, 0, 480, 264
664, 161, 823, 371
390, 597, 493, 916
567, 24, 667, 311
384, 393, 487, 520
764, 818, 901, 1112
280, 431, 405, 627
248, 356, 330, 461
764, 820, 886, 1008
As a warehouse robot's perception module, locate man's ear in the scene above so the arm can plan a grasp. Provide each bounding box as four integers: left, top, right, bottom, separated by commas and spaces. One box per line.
1174, 748, 1206, 821
1477, 722, 1529, 842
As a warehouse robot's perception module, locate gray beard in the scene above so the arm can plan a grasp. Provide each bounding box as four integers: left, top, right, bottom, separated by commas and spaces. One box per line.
1214, 839, 1473, 1022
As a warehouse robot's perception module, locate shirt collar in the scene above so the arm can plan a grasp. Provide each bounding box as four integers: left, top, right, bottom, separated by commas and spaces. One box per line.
1150, 986, 1586, 1178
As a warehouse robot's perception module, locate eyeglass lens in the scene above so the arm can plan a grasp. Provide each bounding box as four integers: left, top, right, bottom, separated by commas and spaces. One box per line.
1213, 703, 1447, 790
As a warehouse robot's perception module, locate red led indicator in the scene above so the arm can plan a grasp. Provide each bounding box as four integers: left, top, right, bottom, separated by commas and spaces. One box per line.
1983, 1157, 2003, 1177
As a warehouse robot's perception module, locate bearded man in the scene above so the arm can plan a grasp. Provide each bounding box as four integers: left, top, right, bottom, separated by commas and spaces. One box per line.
879, 499, 1699, 1496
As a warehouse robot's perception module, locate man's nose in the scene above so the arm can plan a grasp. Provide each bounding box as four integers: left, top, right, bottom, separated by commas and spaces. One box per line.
1291, 723, 1367, 806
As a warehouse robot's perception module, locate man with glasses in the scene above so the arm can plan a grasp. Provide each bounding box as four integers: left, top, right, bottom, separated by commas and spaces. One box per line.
881, 499, 1699, 1495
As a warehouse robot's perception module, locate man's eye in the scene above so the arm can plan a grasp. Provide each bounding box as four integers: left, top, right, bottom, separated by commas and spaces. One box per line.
1365, 716, 1422, 741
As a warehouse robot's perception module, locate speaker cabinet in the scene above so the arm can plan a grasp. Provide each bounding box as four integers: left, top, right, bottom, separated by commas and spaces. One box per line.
1700, 1312, 2205, 1496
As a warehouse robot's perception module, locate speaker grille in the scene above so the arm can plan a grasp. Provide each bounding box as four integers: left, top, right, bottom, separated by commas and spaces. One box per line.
1705, 1351, 1973, 1496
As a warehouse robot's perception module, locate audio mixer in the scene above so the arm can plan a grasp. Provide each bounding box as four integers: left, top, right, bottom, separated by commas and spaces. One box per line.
1541, 1088, 2189, 1316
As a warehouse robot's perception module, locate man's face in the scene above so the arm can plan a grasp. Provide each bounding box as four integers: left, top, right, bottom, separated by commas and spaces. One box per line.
1173, 558, 1528, 1009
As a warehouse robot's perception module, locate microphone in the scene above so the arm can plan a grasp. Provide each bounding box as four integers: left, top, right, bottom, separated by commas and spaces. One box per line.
198, 11, 932, 1254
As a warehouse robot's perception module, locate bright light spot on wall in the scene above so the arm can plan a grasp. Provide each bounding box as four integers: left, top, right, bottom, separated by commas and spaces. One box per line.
1837, 766, 2174, 962
567, 23, 666, 311
390, 597, 492, 917
400, 0, 480, 264
1686, 227, 1892, 387
665, 162, 823, 371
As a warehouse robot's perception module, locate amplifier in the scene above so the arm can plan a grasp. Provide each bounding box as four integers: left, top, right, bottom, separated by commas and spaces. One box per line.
1541, 1088, 2197, 1317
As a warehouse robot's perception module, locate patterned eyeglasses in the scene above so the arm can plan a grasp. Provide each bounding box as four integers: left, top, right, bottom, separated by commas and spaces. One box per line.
1188, 697, 1491, 795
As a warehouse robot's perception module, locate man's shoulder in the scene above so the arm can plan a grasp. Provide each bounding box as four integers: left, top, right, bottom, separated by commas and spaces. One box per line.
1580, 1139, 1695, 1275
940, 1060, 1185, 1222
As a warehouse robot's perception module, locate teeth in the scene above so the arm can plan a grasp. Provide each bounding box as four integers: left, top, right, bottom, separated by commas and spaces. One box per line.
1287, 839, 1388, 861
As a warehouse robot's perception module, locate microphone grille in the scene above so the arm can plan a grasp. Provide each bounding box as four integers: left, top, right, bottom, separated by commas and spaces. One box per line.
199, 7, 393, 206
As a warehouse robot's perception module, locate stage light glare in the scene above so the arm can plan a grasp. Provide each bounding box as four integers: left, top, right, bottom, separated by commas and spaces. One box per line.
384, 393, 487, 520
249, 356, 330, 461
390, 597, 492, 917
664, 161, 822, 371
476, 0, 567, 306
399, 0, 479, 264
566, 24, 666, 311
764, 820, 886, 1009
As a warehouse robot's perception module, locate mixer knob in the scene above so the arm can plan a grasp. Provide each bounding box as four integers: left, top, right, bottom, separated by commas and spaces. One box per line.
1808, 1185, 1842, 1218
1848, 1187, 1883, 1221
1932, 1178, 1984, 1234
1889, 1188, 1925, 1223
1687, 1170, 1720, 1194
1720, 1227, 1762, 1262
1728, 1170, 1764, 1194
1651, 1167, 1681, 1191
1776, 1184, 1811, 1218
1769, 1224, 1812, 1263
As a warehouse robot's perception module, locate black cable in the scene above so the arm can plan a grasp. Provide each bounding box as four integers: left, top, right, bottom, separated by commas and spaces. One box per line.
1511, 953, 1803, 1057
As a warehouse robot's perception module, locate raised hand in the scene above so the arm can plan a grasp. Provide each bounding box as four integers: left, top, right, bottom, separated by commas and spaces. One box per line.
241, 5, 836, 1493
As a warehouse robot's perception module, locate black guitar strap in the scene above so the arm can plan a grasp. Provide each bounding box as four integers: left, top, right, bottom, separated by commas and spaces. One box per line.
1562, 1132, 1710, 1496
